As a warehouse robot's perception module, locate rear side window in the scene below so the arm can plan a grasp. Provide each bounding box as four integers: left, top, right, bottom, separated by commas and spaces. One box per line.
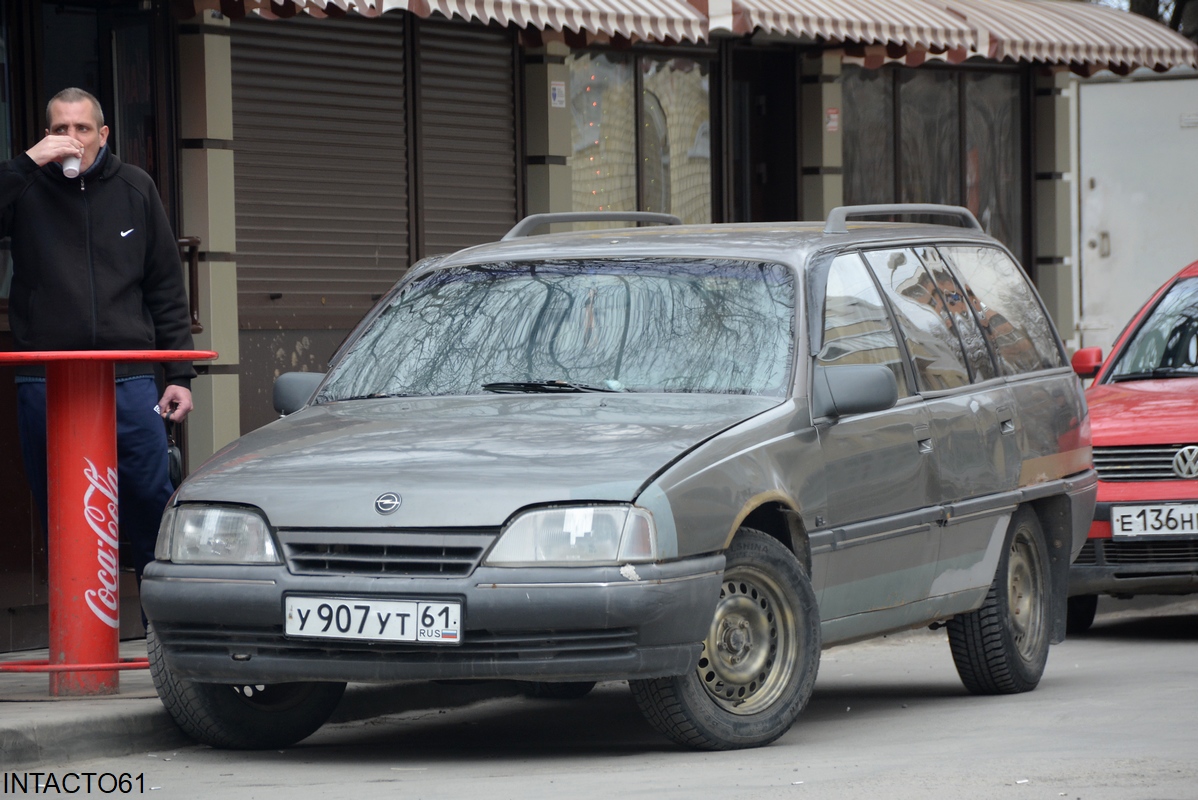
820, 254, 913, 399
915, 247, 997, 382
939, 246, 1065, 375
862, 248, 971, 392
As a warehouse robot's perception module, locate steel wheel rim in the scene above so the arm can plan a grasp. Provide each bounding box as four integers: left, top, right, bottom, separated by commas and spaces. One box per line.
696, 564, 799, 715
1007, 529, 1046, 662
228, 683, 311, 711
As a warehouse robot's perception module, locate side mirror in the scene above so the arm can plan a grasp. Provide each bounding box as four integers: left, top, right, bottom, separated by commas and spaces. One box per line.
811, 364, 899, 419
1071, 347, 1103, 379
273, 371, 326, 416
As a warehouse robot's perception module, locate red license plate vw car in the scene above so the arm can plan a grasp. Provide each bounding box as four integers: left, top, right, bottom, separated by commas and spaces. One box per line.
1068, 260, 1198, 631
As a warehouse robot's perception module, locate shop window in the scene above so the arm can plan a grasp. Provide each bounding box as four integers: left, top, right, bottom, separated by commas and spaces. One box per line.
570, 53, 637, 219
899, 70, 960, 207
569, 53, 712, 225
840, 65, 1026, 264
841, 66, 894, 207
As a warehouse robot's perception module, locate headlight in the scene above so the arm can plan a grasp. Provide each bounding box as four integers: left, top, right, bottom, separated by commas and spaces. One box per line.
155, 504, 281, 565
484, 505, 658, 566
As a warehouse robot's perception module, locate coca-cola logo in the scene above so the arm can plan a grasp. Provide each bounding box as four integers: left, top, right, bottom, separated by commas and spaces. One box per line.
82, 459, 120, 629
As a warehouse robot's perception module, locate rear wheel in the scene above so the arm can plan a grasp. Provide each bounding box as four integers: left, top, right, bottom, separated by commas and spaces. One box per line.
147, 627, 346, 749
947, 507, 1050, 694
1066, 594, 1099, 634
630, 528, 820, 750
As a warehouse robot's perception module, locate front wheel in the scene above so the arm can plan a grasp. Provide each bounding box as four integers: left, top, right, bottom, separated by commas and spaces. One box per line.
947, 507, 1050, 694
630, 528, 820, 750
147, 627, 346, 749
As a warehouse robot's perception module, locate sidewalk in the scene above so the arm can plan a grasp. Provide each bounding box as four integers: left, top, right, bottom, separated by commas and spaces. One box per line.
0, 640, 523, 769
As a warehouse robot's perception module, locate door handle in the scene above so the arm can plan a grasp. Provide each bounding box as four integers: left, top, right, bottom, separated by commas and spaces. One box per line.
1000, 418, 1015, 435
918, 438, 934, 454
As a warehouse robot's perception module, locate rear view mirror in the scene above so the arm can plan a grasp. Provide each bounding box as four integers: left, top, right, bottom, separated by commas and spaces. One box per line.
1071, 347, 1103, 379
811, 364, 899, 419
273, 371, 326, 415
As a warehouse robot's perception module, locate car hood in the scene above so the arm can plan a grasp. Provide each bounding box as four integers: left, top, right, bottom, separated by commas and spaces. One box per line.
1086, 378, 1198, 446
177, 393, 782, 528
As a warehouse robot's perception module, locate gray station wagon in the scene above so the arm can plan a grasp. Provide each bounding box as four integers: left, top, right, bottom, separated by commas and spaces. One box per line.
143, 204, 1097, 751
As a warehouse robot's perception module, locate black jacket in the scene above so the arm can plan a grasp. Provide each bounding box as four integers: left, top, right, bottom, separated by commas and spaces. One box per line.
0, 148, 195, 386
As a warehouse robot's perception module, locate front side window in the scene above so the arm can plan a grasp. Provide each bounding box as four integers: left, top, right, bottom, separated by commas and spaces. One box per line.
939, 246, 1065, 376
320, 259, 795, 399
1108, 277, 1198, 380
820, 254, 912, 399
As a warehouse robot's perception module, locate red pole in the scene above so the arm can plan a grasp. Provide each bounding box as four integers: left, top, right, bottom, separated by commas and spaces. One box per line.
45, 359, 120, 695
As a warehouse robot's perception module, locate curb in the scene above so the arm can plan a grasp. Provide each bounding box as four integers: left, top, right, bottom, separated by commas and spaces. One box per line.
1, 680, 527, 770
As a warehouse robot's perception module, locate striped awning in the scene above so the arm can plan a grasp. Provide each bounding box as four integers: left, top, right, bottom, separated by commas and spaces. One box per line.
188, 0, 705, 41
933, 0, 1198, 72
707, 0, 975, 51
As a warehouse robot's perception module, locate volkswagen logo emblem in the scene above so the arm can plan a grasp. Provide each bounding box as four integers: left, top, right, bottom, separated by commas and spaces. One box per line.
374, 492, 403, 515
1174, 446, 1198, 480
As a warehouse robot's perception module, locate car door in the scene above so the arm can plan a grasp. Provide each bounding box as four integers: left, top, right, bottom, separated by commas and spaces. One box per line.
812, 253, 941, 626
861, 246, 1018, 603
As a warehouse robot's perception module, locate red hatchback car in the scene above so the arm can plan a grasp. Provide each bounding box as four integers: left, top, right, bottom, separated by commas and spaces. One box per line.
1068, 260, 1198, 631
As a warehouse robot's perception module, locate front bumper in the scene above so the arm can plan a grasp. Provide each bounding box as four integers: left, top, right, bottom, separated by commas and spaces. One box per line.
1069, 503, 1198, 596
141, 554, 724, 684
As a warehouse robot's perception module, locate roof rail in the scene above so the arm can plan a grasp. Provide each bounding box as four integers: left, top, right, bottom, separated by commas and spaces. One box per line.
824, 204, 983, 234
502, 211, 683, 241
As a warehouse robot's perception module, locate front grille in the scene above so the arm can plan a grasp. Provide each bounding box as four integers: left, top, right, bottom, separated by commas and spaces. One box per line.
1093, 445, 1196, 482
277, 528, 498, 577
1074, 541, 1098, 565
1079, 539, 1198, 566
155, 623, 638, 663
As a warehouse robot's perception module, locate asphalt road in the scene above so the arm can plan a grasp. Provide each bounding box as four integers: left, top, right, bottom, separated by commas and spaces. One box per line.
34, 596, 1198, 800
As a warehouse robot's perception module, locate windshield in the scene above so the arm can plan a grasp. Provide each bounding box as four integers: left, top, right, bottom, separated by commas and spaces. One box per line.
318, 259, 796, 400
1109, 277, 1198, 380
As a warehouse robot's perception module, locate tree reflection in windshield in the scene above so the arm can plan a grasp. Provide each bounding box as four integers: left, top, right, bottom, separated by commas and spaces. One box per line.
319, 259, 795, 400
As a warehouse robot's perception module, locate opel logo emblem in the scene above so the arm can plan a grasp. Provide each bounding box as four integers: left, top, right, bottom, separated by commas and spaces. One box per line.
1174, 446, 1198, 480
374, 492, 403, 515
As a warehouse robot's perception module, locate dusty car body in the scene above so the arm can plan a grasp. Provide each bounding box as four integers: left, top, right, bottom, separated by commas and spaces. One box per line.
143, 205, 1096, 751
1067, 260, 1198, 631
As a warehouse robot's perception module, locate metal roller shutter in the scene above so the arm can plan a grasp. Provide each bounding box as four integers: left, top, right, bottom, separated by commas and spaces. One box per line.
415, 21, 519, 256
231, 14, 410, 330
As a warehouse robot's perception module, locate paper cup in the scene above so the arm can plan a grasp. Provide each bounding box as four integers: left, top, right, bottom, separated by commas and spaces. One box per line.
62, 155, 81, 179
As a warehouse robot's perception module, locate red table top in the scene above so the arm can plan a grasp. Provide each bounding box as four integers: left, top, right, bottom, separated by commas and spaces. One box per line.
0, 349, 217, 364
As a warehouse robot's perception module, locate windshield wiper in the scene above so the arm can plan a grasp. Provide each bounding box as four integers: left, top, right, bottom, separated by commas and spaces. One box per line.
482, 379, 624, 394
1110, 366, 1198, 382
327, 392, 417, 401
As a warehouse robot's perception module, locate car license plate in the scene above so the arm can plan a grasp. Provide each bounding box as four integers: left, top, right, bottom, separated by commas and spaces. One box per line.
285, 596, 462, 644
1111, 504, 1198, 537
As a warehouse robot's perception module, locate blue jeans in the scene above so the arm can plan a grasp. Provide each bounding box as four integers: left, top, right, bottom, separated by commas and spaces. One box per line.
17, 376, 174, 578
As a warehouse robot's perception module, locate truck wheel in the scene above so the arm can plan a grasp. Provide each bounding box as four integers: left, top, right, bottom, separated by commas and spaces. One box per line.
630, 528, 820, 750
147, 626, 346, 749
1066, 594, 1099, 634
947, 507, 1050, 694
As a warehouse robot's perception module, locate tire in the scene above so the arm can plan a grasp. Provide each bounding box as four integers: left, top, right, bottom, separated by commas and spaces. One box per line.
629, 528, 820, 750
1066, 594, 1099, 635
947, 507, 1051, 695
147, 626, 346, 749
523, 681, 597, 700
